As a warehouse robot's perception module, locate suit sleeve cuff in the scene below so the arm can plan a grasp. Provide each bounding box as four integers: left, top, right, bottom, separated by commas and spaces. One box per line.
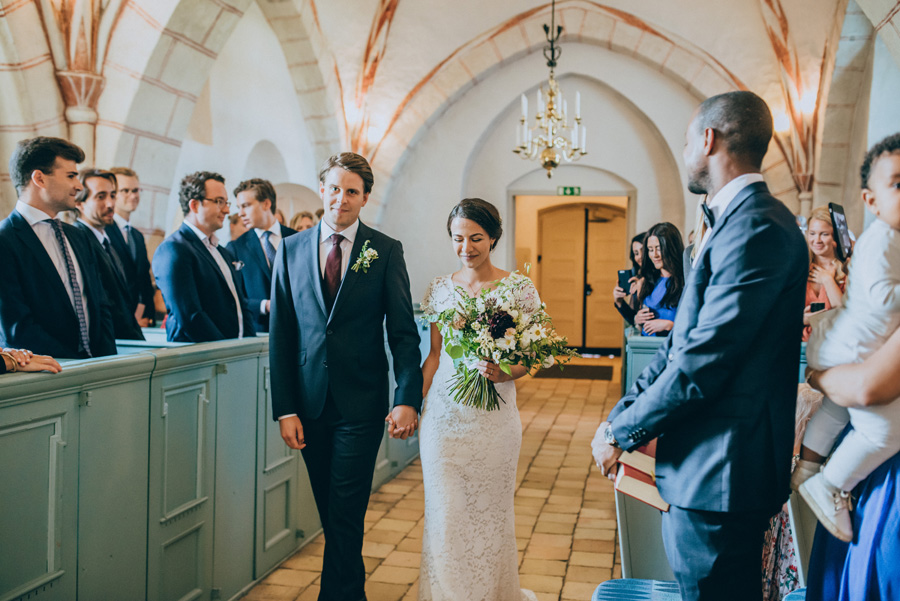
260, 300, 268, 315
278, 413, 297, 420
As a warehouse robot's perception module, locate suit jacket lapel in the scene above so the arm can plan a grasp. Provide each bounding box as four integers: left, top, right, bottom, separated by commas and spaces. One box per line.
327, 223, 369, 324
180, 224, 230, 290
10, 212, 76, 315
306, 224, 328, 317
695, 181, 767, 265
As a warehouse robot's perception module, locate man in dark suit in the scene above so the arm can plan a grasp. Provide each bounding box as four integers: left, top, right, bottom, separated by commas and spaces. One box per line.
74, 168, 144, 341
269, 152, 423, 601
592, 92, 809, 601
152, 171, 256, 343
108, 167, 156, 326
0, 137, 117, 358
227, 178, 297, 333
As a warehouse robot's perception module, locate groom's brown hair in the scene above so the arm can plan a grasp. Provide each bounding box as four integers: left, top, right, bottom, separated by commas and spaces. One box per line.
318, 152, 374, 195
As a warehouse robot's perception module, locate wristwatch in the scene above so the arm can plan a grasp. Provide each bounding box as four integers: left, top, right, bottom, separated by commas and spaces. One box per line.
603, 423, 620, 448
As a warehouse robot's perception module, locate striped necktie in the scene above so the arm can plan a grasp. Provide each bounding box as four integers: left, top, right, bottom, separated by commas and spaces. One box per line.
48, 219, 92, 357
263, 231, 277, 269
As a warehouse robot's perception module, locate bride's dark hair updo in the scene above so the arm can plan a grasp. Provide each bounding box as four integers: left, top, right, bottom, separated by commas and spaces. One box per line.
447, 198, 503, 250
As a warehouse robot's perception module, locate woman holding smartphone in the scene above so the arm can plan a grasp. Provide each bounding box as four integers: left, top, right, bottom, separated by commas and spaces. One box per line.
633, 222, 684, 337
613, 232, 646, 325
804, 206, 846, 341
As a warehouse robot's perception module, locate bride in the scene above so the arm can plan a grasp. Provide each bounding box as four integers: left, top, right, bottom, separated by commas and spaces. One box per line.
418, 198, 539, 601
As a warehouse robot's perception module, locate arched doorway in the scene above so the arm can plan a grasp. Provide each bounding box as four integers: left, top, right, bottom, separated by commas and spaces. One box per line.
521, 198, 627, 351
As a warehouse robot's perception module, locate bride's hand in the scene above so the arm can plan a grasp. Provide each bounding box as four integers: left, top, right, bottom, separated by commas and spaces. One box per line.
477, 360, 512, 383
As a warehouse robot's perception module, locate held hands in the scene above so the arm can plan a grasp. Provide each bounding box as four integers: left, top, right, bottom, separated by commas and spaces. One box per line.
386, 405, 419, 440
1, 348, 62, 373
477, 359, 513, 383
279, 415, 306, 450
591, 421, 623, 482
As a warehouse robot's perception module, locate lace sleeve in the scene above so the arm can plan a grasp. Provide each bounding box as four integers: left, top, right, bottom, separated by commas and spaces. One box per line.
420, 277, 439, 317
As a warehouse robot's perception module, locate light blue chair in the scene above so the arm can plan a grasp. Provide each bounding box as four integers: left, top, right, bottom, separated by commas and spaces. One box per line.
592, 579, 682, 600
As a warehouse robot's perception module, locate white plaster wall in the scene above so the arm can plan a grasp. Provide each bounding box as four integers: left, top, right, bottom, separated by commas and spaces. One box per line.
862, 35, 900, 230
164, 3, 319, 238
379, 44, 698, 299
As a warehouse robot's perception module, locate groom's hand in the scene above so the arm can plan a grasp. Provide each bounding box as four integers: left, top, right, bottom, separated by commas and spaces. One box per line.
386, 405, 418, 440
591, 422, 623, 482
279, 416, 307, 450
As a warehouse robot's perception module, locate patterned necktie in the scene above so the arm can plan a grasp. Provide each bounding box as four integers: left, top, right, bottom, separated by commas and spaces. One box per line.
48, 219, 92, 357
324, 234, 344, 310
103, 237, 127, 283
125, 224, 138, 260
263, 230, 277, 269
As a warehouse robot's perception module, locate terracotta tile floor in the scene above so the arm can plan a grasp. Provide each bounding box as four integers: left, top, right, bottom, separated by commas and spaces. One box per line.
244, 366, 621, 601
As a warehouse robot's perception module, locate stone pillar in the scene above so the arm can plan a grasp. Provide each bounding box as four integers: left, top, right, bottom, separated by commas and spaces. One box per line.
57, 71, 105, 166
798, 190, 813, 218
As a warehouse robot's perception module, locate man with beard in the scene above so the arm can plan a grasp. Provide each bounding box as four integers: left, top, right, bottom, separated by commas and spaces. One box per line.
592, 91, 809, 601
74, 169, 144, 340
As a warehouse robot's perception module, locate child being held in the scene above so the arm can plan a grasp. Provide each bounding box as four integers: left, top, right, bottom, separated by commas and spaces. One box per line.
793, 133, 900, 542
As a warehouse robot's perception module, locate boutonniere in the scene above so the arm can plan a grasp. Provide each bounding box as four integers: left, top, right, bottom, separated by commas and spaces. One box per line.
232, 260, 245, 272
351, 240, 378, 273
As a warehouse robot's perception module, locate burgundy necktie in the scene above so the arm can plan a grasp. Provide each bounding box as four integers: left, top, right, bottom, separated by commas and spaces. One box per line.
324, 234, 344, 310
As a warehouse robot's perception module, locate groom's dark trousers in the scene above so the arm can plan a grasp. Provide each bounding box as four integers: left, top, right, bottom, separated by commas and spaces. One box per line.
606, 182, 809, 601
269, 221, 423, 601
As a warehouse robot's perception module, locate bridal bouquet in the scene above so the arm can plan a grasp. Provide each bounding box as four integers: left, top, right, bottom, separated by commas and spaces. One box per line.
426, 273, 578, 410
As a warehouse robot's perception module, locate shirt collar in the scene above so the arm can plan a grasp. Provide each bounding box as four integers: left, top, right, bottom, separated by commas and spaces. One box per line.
255, 219, 281, 239
184, 219, 219, 247
706, 173, 764, 220
77, 218, 110, 244
319, 218, 359, 245
113, 213, 130, 229
16, 200, 56, 225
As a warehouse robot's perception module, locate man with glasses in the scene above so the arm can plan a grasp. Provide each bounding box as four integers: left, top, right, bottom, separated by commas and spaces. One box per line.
109, 167, 156, 326
152, 171, 256, 342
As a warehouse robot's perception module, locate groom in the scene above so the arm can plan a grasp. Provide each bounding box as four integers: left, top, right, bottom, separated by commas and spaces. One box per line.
269, 152, 423, 601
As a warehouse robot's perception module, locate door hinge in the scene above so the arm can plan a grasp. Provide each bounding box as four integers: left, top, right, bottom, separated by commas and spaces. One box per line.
216, 363, 228, 374
296, 529, 306, 539
78, 391, 92, 408
210, 587, 221, 600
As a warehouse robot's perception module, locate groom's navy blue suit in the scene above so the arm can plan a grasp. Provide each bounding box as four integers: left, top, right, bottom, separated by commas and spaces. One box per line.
269, 220, 422, 601
607, 182, 808, 600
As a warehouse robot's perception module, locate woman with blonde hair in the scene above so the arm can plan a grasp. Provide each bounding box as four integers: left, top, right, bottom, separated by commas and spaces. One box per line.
803, 206, 846, 341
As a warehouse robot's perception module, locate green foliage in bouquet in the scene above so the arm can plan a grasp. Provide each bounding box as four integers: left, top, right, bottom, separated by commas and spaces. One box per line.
425, 273, 579, 410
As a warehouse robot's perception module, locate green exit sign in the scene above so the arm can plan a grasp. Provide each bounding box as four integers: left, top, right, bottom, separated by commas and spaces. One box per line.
557, 186, 581, 196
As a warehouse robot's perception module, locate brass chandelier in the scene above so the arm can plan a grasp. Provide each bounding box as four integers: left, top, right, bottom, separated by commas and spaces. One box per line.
513, 0, 587, 178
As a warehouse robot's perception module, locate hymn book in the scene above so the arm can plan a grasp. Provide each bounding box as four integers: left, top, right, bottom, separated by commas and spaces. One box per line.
614, 439, 670, 512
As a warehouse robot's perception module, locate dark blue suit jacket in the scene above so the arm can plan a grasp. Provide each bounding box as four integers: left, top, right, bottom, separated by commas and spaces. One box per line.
107, 220, 155, 320
0, 210, 117, 358
226, 223, 297, 332
152, 222, 256, 343
73, 221, 144, 341
607, 182, 809, 513
269, 222, 423, 422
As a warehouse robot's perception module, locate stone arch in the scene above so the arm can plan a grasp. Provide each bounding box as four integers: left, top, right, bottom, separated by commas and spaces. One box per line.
855, 0, 900, 65
243, 139, 289, 183
0, 1, 67, 210
91, 0, 339, 229
814, 0, 876, 233
367, 0, 795, 216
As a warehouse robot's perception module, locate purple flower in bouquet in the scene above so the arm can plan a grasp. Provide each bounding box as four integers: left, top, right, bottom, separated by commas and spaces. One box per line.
489, 311, 515, 339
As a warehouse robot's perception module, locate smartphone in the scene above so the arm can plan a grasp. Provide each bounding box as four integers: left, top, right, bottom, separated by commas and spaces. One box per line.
617, 270, 632, 291
829, 203, 853, 262
810, 302, 825, 313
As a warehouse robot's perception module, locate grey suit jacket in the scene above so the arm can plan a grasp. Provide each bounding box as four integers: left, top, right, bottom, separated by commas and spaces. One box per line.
268, 221, 423, 422
607, 182, 808, 513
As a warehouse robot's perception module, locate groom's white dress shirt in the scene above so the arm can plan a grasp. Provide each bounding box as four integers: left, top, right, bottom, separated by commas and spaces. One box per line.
319, 218, 359, 279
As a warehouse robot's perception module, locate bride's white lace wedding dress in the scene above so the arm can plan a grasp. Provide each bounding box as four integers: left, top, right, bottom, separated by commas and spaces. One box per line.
417, 273, 539, 601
